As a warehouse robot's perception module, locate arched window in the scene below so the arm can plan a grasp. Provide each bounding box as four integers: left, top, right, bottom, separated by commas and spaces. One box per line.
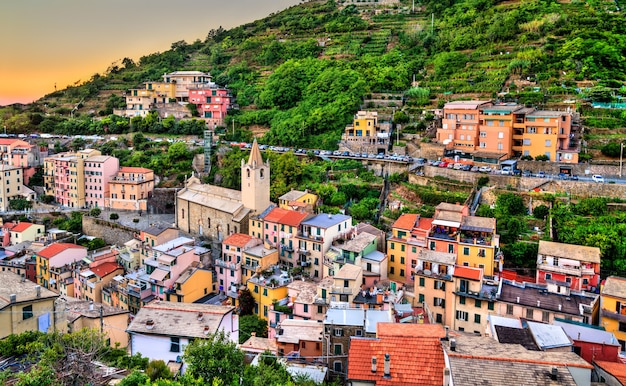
260, 169, 264, 178
247, 169, 250, 178
207, 218, 211, 228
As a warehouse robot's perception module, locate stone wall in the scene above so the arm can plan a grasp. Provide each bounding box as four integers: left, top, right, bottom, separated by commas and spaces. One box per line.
82, 216, 135, 246
417, 166, 626, 198
517, 160, 623, 177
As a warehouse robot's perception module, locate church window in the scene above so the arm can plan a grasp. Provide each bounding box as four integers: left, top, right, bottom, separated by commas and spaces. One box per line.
182, 209, 184, 219
260, 169, 264, 178
247, 169, 250, 178
207, 218, 211, 228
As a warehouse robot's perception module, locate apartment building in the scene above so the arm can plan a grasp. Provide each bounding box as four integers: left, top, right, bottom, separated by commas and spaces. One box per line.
452, 266, 497, 334
278, 189, 318, 212
296, 213, 353, 279
44, 150, 100, 208
216, 233, 262, 295
536, 240, 601, 292
330, 264, 363, 305
439, 100, 578, 163
0, 164, 31, 212
84, 155, 118, 209
188, 84, 233, 128
163, 70, 213, 101
387, 213, 432, 283
76, 262, 124, 303
599, 276, 626, 351
107, 166, 154, 211
117, 81, 176, 117
8, 222, 44, 245
414, 249, 455, 326
36, 243, 88, 290
341, 110, 391, 154
0, 138, 42, 184
247, 267, 291, 320
165, 264, 215, 303
327, 232, 385, 286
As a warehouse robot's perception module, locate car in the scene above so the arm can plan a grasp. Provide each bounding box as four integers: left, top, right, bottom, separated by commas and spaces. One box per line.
376, 153, 384, 159
512, 169, 521, 176
341, 151, 349, 157
570, 174, 579, 181
447, 162, 455, 169
470, 166, 480, 172
478, 166, 492, 173
557, 173, 569, 180
414, 158, 426, 165
592, 174, 605, 183
500, 167, 513, 175
462, 164, 472, 171
536, 171, 546, 178
522, 170, 532, 177
439, 162, 449, 168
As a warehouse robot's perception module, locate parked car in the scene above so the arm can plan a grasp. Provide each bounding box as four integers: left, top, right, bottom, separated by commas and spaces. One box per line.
592, 174, 605, 183
439, 162, 449, 168
570, 174, 579, 181
536, 171, 546, 178
522, 170, 532, 177
470, 166, 480, 172
557, 173, 569, 180
453, 163, 464, 170
462, 164, 472, 171
500, 167, 513, 175
478, 166, 492, 173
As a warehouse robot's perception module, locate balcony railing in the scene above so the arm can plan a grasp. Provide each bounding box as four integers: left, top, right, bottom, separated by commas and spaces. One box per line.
215, 259, 239, 270
297, 248, 311, 256
601, 309, 626, 323
330, 287, 354, 295
537, 263, 581, 277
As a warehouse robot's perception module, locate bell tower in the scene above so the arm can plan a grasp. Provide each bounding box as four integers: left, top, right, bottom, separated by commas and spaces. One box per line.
241, 139, 270, 213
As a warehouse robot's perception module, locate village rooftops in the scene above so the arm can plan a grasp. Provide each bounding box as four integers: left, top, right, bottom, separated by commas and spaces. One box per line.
391, 213, 419, 230
0, 271, 58, 309
300, 213, 351, 229
602, 276, 626, 298
152, 237, 194, 253
553, 319, 619, 346
126, 301, 235, 338
498, 280, 596, 316
279, 190, 308, 202
538, 240, 601, 263
444, 100, 492, 110
325, 308, 365, 327
334, 263, 362, 281
276, 319, 323, 344
417, 249, 456, 266
244, 244, 277, 258
59, 297, 128, 322
460, 216, 496, 233
287, 280, 318, 304
494, 325, 539, 351
341, 232, 377, 253
527, 321, 572, 350
223, 233, 253, 248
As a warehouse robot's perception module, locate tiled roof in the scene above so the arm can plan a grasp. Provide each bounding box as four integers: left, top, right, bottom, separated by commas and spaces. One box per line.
118, 166, 152, 173
276, 319, 323, 344
263, 207, 291, 223
499, 281, 597, 316
392, 214, 418, 230
38, 243, 86, 259
0, 271, 58, 310
435, 202, 466, 212
280, 211, 309, 227
334, 264, 362, 280
602, 276, 626, 299
90, 262, 123, 278
11, 222, 35, 233
444, 100, 491, 110
538, 240, 601, 263
448, 356, 577, 386
348, 336, 444, 385
453, 266, 482, 281
595, 361, 626, 385
494, 325, 539, 350
240, 336, 277, 353
341, 232, 377, 253
223, 233, 253, 248
376, 322, 445, 338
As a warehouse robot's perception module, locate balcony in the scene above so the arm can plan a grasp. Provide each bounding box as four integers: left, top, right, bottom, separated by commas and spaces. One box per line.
281, 244, 294, 253
429, 230, 458, 241
323, 257, 334, 268
314, 297, 329, 305
601, 309, 626, 323
297, 248, 311, 256
581, 267, 596, 275
415, 269, 452, 281
300, 261, 311, 267
330, 287, 354, 295
459, 233, 493, 246
537, 263, 581, 277
215, 259, 239, 270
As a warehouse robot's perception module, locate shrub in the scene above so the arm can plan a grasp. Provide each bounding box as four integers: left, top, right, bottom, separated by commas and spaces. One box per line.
534, 154, 549, 161
109, 213, 119, 221
533, 204, 549, 219
89, 208, 101, 217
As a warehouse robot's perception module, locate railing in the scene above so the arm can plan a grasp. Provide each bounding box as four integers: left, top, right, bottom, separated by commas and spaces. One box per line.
537, 263, 581, 276
330, 287, 354, 295
297, 248, 311, 256
601, 309, 626, 323
215, 259, 238, 270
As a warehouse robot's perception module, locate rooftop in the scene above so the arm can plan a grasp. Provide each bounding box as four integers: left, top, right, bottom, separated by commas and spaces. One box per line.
90, 262, 123, 278
58, 297, 128, 321
287, 280, 318, 304
11, 222, 38, 233
341, 232, 377, 253
594, 361, 626, 385
460, 216, 495, 233
38, 243, 86, 260
279, 190, 307, 202
239, 336, 277, 353
223, 233, 254, 248
453, 266, 482, 281
263, 207, 291, 223
0, 271, 58, 309
365, 310, 393, 334
553, 319, 619, 346
392, 214, 419, 230
538, 240, 601, 263
444, 100, 492, 110
494, 325, 539, 351
602, 276, 626, 298
376, 322, 446, 338
126, 301, 235, 338
325, 308, 365, 327
498, 280, 597, 315
527, 321, 572, 349
301, 213, 351, 229
334, 263, 363, 280
276, 319, 323, 344
118, 166, 153, 174
417, 249, 456, 266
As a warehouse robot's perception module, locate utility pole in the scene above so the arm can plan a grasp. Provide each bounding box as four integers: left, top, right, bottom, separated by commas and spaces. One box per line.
100, 306, 104, 333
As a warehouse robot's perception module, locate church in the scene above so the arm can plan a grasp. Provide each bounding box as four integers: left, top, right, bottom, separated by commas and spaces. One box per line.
175, 140, 271, 241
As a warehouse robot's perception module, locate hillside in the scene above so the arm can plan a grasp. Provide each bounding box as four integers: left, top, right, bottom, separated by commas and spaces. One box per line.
2, 0, 626, 149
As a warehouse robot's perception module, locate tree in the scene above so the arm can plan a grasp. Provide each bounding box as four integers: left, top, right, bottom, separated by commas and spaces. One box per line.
239, 314, 268, 344
601, 142, 622, 157
238, 288, 255, 316
89, 207, 101, 217
496, 193, 526, 217
183, 331, 245, 385
533, 204, 549, 220
146, 360, 173, 381
110, 213, 119, 221
118, 370, 149, 386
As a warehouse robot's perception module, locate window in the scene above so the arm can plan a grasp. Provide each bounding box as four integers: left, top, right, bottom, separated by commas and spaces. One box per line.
498, 131, 504, 138
463, 247, 470, 255
390, 255, 395, 262
459, 296, 466, 305
448, 244, 454, 253
478, 249, 486, 257
23, 305, 33, 320
429, 241, 436, 251
334, 328, 343, 337
434, 298, 445, 308
318, 305, 323, 314
304, 304, 309, 313
474, 314, 481, 324
545, 273, 552, 280
526, 308, 534, 319
390, 242, 395, 250
390, 267, 395, 274
334, 361, 342, 373
488, 302, 494, 311
479, 131, 487, 138
475, 299, 482, 308
456, 311, 469, 321
170, 337, 180, 352
356, 329, 363, 336
545, 140, 552, 147
434, 281, 445, 290
418, 294, 424, 303
263, 288, 268, 296
542, 311, 550, 322
419, 277, 425, 287
619, 322, 626, 333
254, 286, 259, 293
506, 304, 513, 315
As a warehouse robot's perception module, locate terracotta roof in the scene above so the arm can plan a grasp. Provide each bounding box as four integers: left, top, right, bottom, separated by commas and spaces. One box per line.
38, 243, 87, 259
602, 276, 626, 299
223, 233, 254, 248
90, 262, 123, 278
538, 240, 601, 263
416, 217, 434, 231
118, 166, 152, 173
453, 266, 482, 281
595, 360, 626, 385
264, 207, 291, 223
0, 139, 20, 146
280, 211, 309, 227
376, 323, 445, 338
392, 214, 418, 230
11, 222, 35, 233
348, 336, 445, 385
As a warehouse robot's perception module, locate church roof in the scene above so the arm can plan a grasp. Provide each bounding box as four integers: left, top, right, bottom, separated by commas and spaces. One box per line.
247, 139, 264, 167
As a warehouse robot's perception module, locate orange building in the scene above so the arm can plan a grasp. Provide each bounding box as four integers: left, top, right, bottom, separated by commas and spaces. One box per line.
107, 167, 154, 211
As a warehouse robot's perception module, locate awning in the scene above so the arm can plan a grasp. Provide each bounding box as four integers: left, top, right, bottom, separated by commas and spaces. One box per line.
149, 268, 169, 282
432, 220, 460, 228
460, 225, 493, 233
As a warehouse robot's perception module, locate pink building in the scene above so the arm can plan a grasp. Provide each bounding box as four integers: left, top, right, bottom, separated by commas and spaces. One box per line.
84, 155, 119, 209
0, 139, 42, 184
188, 85, 233, 128
217, 233, 262, 293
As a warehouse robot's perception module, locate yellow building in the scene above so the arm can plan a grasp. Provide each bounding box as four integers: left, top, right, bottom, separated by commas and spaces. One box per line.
165, 265, 215, 303
242, 244, 280, 283
247, 267, 290, 320
342, 111, 391, 154
520, 111, 577, 163
9, 222, 45, 245
278, 189, 318, 212
0, 271, 59, 339
414, 249, 456, 326
62, 297, 130, 348
451, 266, 496, 335
456, 216, 501, 277
600, 276, 626, 351
387, 214, 431, 283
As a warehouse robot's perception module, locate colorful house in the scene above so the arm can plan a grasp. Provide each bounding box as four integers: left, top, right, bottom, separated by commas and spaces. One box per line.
599, 276, 626, 351
165, 265, 215, 303
36, 243, 88, 290
414, 249, 456, 326
217, 233, 262, 295
278, 189, 318, 212
536, 240, 601, 292
61, 297, 130, 348
247, 267, 291, 320
452, 266, 497, 335
341, 111, 391, 155
107, 167, 154, 211
188, 84, 233, 128
387, 213, 432, 283
275, 319, 324, 361
9, 222, 45, 245
84, 155, 119, 209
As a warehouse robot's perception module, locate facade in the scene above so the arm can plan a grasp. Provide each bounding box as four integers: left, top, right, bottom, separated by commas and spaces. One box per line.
553, 319, 620, 363
61, 297, 130, 347
0, 271, 59, 339
117, 81, 176, 117
0, 138, 42, 184
329, 232, 384, 287
330, 264, 363, 305
216, 233, 261, 294
536, 240, 601, 292
76, 262, 124, 303
241, 243, 279, 284
163, 71, 213, 101
275, 319, 324, 361
439, 100, 492, 154
278, 189, 318, 212
599, 276, 626, 351
165, 265, 215, 303
36, 243, 88, 290
387, 214, 432, 283
297, 213, 353, 279
452, 266, 496, 334
108, 167, 154, 211
9, 222, 45, 245
414, 249, 456, 326
84, 155, 119, 209
127, 302, 238, 364
0, 165, 30, 211
341, 111, 391, 154
44, 150, 101, 208
188, 84, 233, 128
247, 267, 291, 320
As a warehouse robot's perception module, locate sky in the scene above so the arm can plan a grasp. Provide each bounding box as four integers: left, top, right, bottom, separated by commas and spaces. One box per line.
0, 0, 302, 106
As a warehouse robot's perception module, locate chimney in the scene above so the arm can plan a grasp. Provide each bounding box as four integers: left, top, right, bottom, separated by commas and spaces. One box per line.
516, 296, 520, 303
450, 339, 457, 352
35, 285, 41, 298
9, 294, 16, 303
146, 319, 155, 330
537, 300, 540, 307
197, 312, 204, 321
443, 368, 451, 386
550, 367, 558, 381
383, 354, 391, 378
203, 326, 210, 335
371, 356, 377, 373
445, 326, 449, 340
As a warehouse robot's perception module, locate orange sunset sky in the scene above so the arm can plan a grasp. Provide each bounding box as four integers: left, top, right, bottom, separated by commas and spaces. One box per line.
0, 0, 301, 106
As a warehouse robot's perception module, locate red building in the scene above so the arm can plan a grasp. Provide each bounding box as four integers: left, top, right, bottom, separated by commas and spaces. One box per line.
188, 84, 233, 128
554, 320, 621, 364
536, 240, 601, 292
